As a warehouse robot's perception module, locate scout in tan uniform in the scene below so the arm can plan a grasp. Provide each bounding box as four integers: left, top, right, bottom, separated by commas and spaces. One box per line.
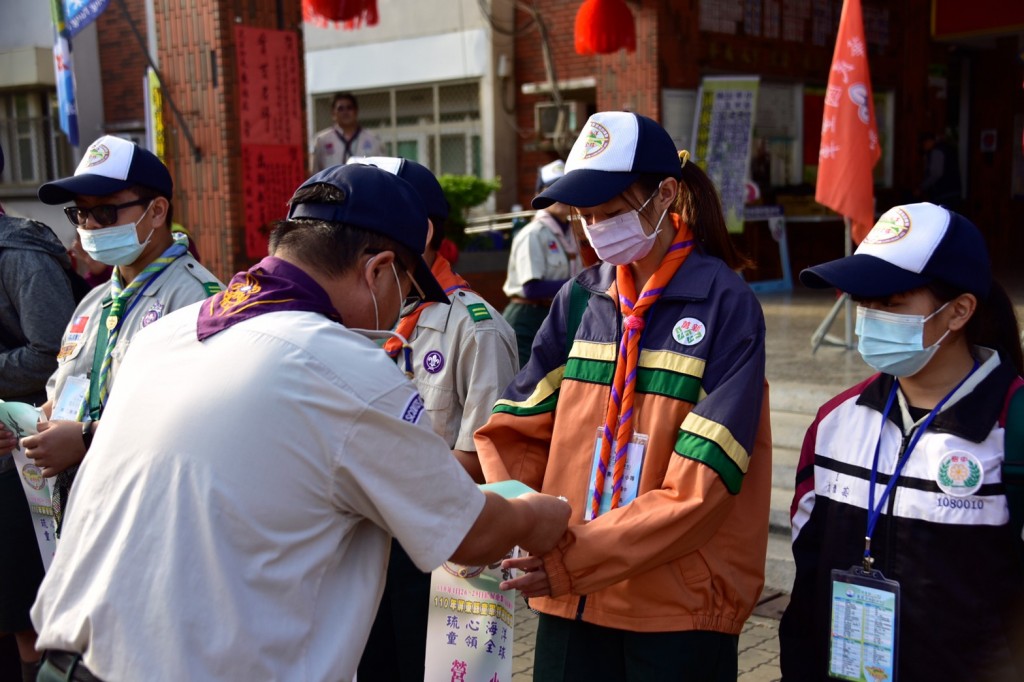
17, 135, 223, 533
350, 157, 519, 681
503, 160, 582, 365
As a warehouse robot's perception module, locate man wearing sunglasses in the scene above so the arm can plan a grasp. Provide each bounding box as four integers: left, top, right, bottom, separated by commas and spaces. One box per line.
348, 157, 518, 681
8, 135, 222, 537
311, 92, 384, 172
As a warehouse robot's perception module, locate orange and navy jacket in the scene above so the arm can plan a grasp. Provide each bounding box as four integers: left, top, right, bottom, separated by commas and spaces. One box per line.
475, 249, 772, 634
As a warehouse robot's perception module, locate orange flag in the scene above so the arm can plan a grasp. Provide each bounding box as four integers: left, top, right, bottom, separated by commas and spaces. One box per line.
815, 0, 881, 244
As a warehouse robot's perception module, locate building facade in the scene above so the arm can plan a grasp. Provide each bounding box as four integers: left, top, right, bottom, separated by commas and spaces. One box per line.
511, 0, 1024, 278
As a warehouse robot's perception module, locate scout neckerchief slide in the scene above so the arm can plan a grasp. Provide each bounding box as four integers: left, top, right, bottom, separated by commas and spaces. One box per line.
828, 361, 978, 682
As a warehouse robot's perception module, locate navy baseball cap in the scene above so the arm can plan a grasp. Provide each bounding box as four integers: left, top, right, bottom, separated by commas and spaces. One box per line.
347, 156, 450, 227
800, 203, 992, 299
533, 112, 682, 209
287, 164, 447, 304
38, 135, 173, 204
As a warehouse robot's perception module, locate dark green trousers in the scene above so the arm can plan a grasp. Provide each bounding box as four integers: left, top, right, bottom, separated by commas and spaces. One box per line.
533, 613, 739, 681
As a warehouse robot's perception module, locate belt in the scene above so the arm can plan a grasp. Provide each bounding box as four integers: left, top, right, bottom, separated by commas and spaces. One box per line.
508, 296, 553, 307
42, 651, 104, 682
0, 453, 14, 474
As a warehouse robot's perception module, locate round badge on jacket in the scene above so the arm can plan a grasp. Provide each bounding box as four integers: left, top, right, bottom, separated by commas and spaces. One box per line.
672, 317, 707, 346
935, 450, 984, 497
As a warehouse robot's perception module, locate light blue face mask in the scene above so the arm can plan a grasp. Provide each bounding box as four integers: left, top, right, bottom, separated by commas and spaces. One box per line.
855, 303, 951, 377
76, 201, 154, 267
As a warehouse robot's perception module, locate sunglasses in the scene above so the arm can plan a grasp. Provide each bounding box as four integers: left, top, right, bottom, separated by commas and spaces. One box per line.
65, 198, 151, 227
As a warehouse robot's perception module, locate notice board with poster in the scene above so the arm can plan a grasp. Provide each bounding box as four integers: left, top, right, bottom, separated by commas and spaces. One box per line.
235, 25, 306, 259
691, 76, 759, 234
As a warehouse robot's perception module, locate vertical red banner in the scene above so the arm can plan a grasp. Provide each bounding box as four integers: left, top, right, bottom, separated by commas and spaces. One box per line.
814, 0, 880, 243
236, 25, 307, 259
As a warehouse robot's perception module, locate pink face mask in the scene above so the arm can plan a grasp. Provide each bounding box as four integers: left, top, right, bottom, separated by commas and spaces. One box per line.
582, 188, 668, 266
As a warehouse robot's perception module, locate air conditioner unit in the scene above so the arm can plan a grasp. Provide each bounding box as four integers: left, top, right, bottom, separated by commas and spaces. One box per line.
535, 101, 588, 138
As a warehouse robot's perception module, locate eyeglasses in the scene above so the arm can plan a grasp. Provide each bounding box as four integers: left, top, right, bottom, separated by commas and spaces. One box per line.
65, 198, 151, 227
365, 249, 427, 308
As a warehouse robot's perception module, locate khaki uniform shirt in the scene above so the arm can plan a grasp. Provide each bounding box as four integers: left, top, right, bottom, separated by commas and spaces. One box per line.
406, 290, 518, 451
47, 254, 223, 412
312, 126, 384, 171
502, 210, 582, 299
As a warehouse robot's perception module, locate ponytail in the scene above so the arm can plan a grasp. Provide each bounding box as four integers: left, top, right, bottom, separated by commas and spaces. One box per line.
637, 151, 754, 272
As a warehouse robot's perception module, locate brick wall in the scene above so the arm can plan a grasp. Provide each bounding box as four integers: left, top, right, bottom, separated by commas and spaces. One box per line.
155, 0, 305, 281
94, 0, 305, 281
97, 0, 148, 127
513, 0, 596, 209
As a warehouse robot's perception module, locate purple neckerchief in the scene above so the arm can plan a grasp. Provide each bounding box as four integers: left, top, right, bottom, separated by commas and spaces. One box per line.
197, 256, 341, 341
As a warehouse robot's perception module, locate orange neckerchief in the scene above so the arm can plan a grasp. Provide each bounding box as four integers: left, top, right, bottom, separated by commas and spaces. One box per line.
591, 218, 696, 518
383, 255, 470, 358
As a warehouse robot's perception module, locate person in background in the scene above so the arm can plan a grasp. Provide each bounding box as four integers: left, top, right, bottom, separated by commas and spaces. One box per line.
781, 203, 1024, 681
8, 135, 223, 537
502, 160, 582, 365
350, 157, 519, 681
476, 112, 773, 681
0, 141, 76, 682
312, 92, 384, 172
29, 163, 570, 682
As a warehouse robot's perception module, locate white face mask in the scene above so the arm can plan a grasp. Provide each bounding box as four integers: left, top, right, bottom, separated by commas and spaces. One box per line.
76, 202, 154, 266
365, 259, 407, 332
582, 188, 669, 266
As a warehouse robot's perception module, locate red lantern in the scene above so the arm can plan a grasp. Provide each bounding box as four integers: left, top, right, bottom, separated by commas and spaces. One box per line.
303, 0, 378, 28
574, 0, 636, 55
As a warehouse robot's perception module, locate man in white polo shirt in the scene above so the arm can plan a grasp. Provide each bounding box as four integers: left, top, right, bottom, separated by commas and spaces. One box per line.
30, 164, 569, 682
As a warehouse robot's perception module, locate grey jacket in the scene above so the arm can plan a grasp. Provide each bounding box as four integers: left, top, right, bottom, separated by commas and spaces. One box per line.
0, 214, 76, 404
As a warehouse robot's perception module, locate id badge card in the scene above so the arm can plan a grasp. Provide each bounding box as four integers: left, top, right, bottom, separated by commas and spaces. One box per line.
51, 375, 89, 422
829, 566, 900, 682
584, 427, 647, 521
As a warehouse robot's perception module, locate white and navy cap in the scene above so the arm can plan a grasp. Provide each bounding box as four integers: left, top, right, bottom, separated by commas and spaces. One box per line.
800, 203, 991, 299
533, 111, 681, 209
535, 159, 566, 192
38, 135, 172, 204
347, 156, 449, 227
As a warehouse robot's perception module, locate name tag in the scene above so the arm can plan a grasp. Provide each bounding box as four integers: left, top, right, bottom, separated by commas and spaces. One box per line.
584, 428, 646, 521
52, 375, 89, 422
829, 566, 900, 681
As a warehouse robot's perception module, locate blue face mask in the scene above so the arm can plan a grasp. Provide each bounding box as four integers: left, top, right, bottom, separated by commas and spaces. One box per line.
76, 201, 154, 267
855, 303, 951, 377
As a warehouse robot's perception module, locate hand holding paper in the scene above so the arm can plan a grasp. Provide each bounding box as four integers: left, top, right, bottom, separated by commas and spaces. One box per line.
511, 492, 571, 556
22, 420, 88, 477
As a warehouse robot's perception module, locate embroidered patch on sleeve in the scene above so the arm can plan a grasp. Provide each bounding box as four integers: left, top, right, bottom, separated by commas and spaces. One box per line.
401, 393, 426, 424
466, 303, 492, 322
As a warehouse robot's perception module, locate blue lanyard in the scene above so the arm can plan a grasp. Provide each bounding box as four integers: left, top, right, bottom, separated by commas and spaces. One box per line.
863, 360, 979, 570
